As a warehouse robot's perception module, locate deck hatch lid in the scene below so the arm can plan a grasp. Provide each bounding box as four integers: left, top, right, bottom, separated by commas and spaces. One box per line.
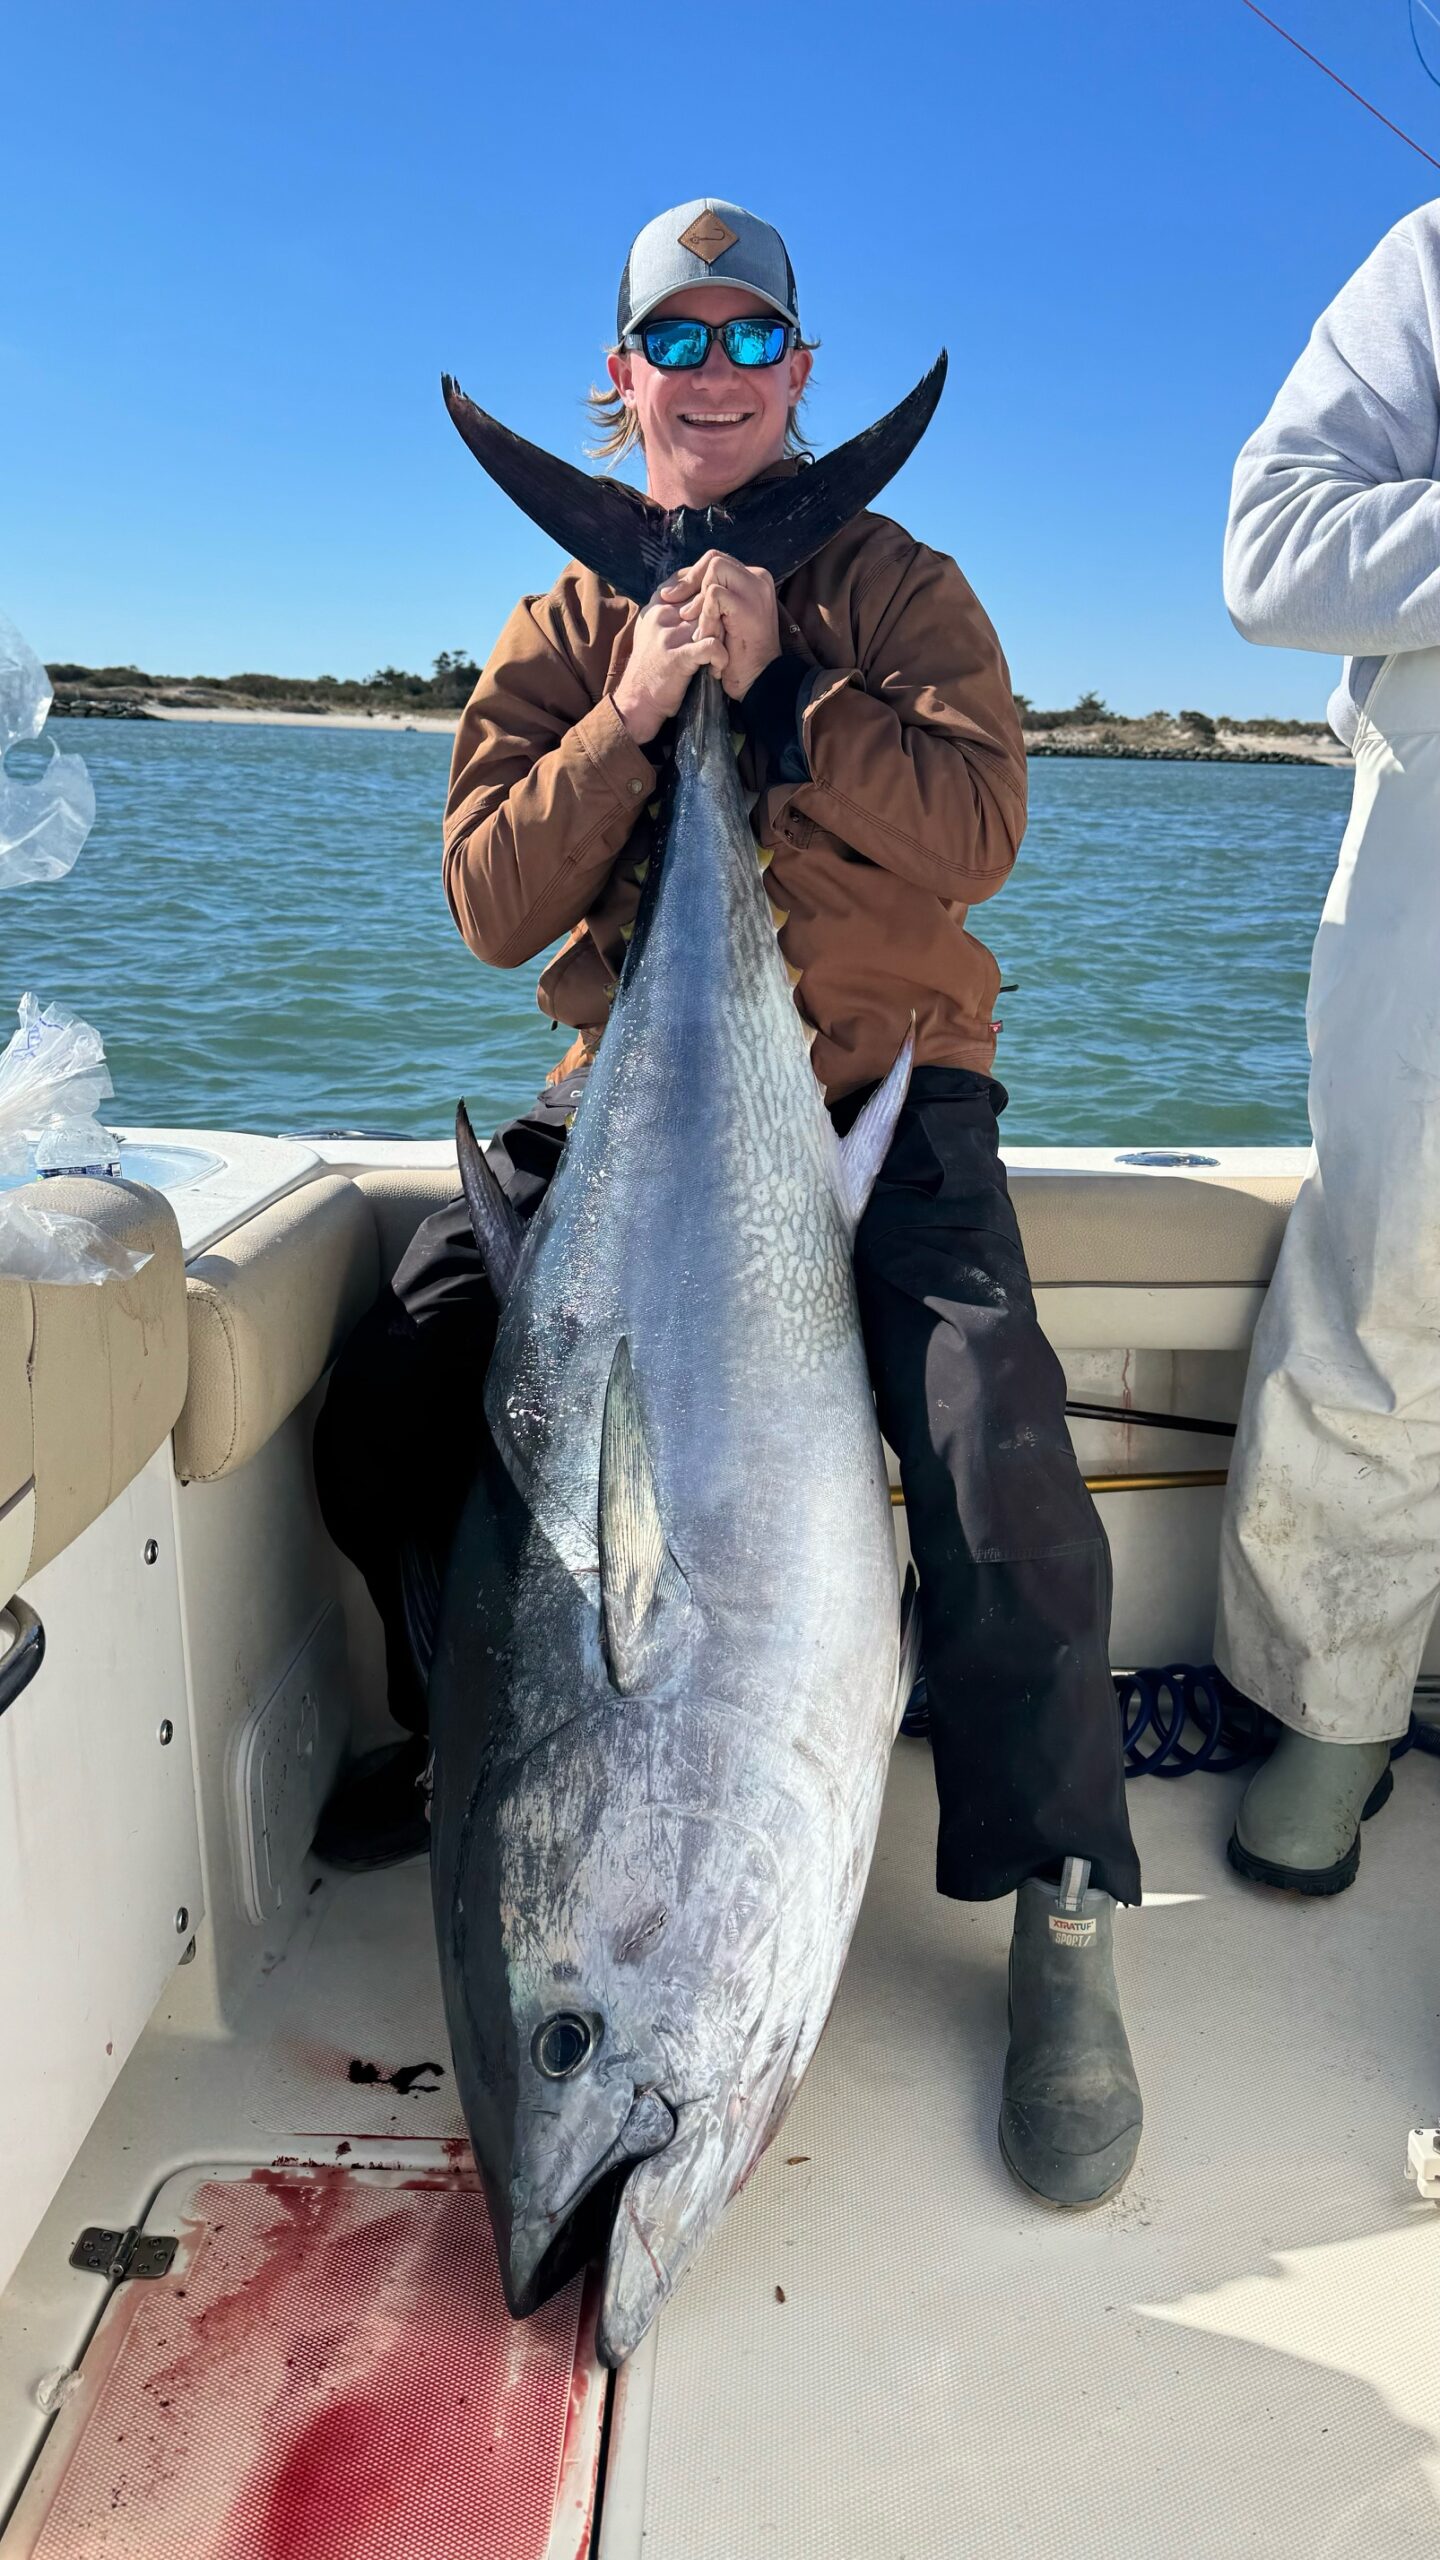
9, 2151, 606, 2560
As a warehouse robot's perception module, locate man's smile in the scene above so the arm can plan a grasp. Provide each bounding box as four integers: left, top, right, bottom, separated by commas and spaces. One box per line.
677, 410, 753, 428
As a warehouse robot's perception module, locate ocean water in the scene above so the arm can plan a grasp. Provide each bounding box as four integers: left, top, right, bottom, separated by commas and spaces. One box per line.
2, 720, 1351, 1149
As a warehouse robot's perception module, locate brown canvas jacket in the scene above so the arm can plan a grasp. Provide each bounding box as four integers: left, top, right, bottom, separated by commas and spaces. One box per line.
443, 493, 1027, 1103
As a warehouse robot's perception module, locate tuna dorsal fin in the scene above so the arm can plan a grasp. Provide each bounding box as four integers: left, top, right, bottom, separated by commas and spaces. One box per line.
442, 357, 947, 607
456, 1101, 525, 1302
837, 1024, 915, 1226
598, 1340, 688, 1695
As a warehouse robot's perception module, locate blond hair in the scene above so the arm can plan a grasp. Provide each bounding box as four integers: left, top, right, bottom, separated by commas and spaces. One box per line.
585, 338, 818, 464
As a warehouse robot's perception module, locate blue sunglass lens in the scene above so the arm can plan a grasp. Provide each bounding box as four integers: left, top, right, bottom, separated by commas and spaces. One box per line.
723, 321, 787, 366
644, 320, 710, 368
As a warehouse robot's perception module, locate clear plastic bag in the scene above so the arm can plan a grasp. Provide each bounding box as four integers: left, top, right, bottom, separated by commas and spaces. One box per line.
0, 1192, 151, 1287
0, 992, 116, 1181
0, 614, 96, 890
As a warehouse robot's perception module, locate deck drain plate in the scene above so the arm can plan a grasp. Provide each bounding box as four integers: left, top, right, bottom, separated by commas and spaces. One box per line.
5, 2152, 603, 2560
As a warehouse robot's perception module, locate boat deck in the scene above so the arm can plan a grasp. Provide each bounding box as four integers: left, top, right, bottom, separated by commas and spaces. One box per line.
2, 1742, 1437, 2555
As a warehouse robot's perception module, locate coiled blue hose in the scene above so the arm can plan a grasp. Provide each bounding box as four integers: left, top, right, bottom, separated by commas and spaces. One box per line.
900, 1663, 1440, 1776
1116, 1665, 1262, 1777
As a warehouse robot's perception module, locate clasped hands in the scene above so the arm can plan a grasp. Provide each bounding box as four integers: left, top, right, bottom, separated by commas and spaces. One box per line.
613, 553, 780, 746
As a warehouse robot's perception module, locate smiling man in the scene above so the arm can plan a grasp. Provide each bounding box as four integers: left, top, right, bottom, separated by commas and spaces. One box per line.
315, 199, 1145, 2209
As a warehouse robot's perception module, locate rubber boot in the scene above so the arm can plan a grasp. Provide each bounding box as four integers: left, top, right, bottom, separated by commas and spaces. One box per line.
313, 1736, 430, 1871
999, 1876, 1142, 2209
1228, 1729, 1393, 1895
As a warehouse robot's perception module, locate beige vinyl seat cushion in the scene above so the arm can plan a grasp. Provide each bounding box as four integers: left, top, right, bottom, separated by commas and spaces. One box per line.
168, 1159, 1309, 1494
1, 1177, 188, 1596
176, 1175, 380, 1483
1010, 1172, 1302, 1288
355, 1164, 1304, 1299
353, 1167, 461, 1287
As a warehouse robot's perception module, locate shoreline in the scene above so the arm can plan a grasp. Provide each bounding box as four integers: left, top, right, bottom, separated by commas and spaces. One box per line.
144, 703, 459, 735
1027, 731, 1347, 767
52, 701, 1350, 766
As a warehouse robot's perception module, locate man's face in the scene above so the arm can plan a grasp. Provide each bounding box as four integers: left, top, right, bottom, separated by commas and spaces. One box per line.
607, 285, 813, 511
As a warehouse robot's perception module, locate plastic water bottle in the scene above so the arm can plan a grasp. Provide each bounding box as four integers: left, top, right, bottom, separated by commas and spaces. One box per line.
34, 1120, 121, 1180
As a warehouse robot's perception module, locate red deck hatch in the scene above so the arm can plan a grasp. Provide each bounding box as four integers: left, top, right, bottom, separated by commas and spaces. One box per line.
5, 2152, 604, 2560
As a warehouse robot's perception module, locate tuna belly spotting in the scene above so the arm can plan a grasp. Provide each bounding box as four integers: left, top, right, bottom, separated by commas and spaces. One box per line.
430, 361, 943, 2365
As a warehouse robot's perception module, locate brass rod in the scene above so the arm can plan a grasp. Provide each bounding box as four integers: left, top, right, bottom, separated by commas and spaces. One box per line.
888, 1469, 1228, 1506
1085, 1471, 1229, 1494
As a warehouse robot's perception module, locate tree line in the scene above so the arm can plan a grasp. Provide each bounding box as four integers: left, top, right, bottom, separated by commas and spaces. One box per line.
46, 652, 485, 712
1015, 694, 1325, 739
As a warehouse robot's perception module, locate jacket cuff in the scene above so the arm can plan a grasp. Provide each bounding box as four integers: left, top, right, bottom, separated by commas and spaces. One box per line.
798, 664, 865, 776
582, 693, 660, 809
737, 652, 814, 785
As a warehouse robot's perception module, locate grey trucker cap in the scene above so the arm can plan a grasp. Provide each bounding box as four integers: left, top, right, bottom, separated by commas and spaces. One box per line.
617, 199, 800, 339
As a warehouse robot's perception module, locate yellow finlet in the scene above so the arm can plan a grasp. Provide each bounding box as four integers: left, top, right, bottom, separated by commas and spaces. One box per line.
768, 901, 791, 931
785, 960, 803, 988
632, 858, 650, 883
620, 922, 635, 944
755, 843, 774, 870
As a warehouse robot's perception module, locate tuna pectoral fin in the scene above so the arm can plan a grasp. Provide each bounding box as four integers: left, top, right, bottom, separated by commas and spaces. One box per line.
443, 358, 947, 606
896, 1565, 922, 1729
455, 1101, 525, 1302
599, 1340, 689, 1695
837, 1024, 915, 1225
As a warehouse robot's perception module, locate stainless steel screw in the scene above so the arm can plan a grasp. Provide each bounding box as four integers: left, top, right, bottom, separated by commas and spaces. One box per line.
143, 1539, 159, 1566
158, 1719, 174, 1747
174, 1906, 189, 1933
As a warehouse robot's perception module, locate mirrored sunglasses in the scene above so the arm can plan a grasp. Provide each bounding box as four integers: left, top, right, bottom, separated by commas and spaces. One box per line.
626, 315, 795, 371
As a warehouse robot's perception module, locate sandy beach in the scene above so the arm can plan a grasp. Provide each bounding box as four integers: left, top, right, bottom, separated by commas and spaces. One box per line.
138, 705, 1349, 763
145, 703, 460, 735
52, 694, 1352, 765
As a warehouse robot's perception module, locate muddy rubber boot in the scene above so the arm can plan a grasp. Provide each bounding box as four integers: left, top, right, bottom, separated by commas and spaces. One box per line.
999, 1876, 1142, 2209
313, 1736, 430, 1871
1228, 1730, 1393, 1895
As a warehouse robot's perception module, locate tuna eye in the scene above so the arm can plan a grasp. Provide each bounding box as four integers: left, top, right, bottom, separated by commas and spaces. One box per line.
533, 2012, 598, 2079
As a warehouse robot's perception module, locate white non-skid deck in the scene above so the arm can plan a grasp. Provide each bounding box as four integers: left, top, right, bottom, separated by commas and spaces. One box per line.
2, 1744, 1437, 2558
612, 1741, 1440, 2557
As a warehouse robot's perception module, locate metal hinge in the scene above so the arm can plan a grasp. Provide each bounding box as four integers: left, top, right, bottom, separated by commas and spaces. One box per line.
69, 2226, 178, 2283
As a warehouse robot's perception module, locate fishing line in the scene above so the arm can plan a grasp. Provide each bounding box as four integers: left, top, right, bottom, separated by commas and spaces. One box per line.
1410, 0, 1440, 91
1240, 0, 1440, 169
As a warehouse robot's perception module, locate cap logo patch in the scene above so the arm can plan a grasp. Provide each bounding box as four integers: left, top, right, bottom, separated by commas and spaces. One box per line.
679, 211, 738, 265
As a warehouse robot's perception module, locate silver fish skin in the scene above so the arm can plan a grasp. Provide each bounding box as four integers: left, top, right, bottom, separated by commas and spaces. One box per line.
430, 666, 911, 2366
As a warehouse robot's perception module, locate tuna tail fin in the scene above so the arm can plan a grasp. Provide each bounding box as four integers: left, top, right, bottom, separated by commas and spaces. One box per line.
455, 1102, 526, 1302
836, 1022, 915, 1226
441, 357, 948, 606
598, 1340, 689, 1695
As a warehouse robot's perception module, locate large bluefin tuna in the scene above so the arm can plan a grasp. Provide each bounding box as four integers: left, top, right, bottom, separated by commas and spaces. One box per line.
429, 361, 944, 2365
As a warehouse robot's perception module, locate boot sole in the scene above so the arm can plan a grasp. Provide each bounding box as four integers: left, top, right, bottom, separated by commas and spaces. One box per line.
997, 2121, 1139, 2212
1226, 1762, 1393, 1897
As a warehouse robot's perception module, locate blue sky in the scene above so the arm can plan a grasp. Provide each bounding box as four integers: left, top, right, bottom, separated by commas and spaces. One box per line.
7, 0, 1439, 717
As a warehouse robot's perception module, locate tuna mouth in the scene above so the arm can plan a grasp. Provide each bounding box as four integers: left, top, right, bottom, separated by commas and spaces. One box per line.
499, 2087, 678, 2321
503, 2158, 634, 2319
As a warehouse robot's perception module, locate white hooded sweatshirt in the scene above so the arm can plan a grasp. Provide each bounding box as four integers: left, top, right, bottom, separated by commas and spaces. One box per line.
1224, 199, 1440, 743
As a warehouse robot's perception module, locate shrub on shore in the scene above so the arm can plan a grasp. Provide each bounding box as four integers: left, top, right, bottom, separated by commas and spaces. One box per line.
46, 652, 484, 717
